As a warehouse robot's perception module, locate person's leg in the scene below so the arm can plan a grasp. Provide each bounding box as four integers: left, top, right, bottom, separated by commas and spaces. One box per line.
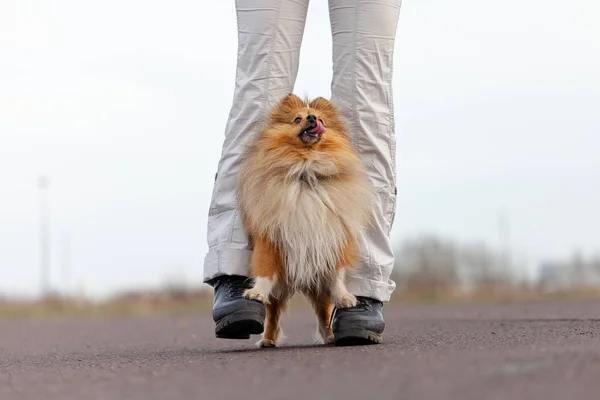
328, 0, 402, 344
205, 0, 310, 282
205, 0, 310, 338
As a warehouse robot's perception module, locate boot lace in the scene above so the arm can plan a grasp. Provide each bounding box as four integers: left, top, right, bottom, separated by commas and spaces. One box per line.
220, 277, 249, 298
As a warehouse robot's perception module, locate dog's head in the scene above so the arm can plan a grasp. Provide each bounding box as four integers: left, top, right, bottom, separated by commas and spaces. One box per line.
266, 94, 347, 146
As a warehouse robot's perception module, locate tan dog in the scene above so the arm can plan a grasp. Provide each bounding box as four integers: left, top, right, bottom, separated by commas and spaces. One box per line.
236, 94, 375, 347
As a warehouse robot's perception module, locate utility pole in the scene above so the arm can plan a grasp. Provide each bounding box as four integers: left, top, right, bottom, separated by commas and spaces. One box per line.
498, 210, 511, 278
38, 175, 51, 297
60, 230, 71, 295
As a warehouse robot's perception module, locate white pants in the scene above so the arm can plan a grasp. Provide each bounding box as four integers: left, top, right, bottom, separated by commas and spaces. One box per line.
203, 0, 402, 302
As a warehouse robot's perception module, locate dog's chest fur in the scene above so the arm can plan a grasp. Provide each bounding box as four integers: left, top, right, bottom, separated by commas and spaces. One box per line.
277, 172, 348, 289
242, 153, 372, 290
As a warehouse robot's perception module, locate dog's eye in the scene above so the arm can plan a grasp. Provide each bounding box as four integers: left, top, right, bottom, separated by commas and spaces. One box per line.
294, 117, 302, 124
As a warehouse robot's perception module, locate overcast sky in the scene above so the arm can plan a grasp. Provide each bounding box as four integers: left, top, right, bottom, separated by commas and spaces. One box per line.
1, 0, 599, 298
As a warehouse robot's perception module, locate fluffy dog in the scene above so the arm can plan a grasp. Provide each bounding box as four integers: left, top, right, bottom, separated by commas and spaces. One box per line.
236, 94, 375, 347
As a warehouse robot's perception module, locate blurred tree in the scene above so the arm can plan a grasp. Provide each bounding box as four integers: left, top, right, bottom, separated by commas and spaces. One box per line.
460, 242, 513, 287
393, 235, 514, 294
394, 236, 459, 294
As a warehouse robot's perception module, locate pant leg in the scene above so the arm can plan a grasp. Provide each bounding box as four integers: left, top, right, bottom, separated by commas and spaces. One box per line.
328, 0, 402, 302
203, 0, 310, 283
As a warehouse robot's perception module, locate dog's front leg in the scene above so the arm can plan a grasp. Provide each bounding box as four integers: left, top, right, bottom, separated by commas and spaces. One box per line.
331, 268, 357, 309
243, 277, 276, 304
242, 235, 280, 304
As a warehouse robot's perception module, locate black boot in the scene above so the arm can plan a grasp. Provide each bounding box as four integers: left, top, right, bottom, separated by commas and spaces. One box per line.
331, 296, 385, 346
210, 275, 265, 339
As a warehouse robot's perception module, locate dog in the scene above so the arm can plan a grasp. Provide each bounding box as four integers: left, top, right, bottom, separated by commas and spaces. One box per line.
236, 93, 375, 347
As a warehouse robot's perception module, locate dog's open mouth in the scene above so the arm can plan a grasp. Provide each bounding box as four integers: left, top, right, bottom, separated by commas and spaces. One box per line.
299, 119, 326, 143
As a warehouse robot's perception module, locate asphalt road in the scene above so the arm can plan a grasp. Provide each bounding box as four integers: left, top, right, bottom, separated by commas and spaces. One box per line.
2, 300, 600, 400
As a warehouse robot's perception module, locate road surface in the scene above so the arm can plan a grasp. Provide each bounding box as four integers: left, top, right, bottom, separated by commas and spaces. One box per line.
1, 300, 600, 399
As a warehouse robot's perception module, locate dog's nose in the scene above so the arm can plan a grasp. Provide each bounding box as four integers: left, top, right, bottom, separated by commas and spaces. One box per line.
307, 114, 317, 124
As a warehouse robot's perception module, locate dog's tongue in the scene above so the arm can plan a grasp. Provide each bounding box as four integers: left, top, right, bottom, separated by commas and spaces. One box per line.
307, 119, 326, 136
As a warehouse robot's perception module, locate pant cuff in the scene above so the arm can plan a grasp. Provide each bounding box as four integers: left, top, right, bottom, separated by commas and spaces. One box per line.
203, 247, 252, 283
346, 274, 396, 303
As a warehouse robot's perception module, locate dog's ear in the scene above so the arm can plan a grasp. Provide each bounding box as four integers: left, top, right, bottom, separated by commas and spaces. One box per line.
269, 93, 306, 123
309, 97, 339, 116
278, 93, 305, 111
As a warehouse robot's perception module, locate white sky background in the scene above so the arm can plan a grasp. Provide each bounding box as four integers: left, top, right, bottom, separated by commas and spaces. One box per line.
0, 0, 599, 298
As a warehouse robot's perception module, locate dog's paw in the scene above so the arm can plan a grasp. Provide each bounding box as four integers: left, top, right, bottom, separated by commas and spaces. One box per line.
243, 288, 266, 303
257, 338, 277, 348
334, 292, 357, 309
313, 333, 334, 345
315, 326, 334, 345
324, 333, 335, 344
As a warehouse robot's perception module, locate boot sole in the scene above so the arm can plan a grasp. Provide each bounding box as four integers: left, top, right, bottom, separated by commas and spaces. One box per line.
215, 311, 264, 339
334, 329, 383, 346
